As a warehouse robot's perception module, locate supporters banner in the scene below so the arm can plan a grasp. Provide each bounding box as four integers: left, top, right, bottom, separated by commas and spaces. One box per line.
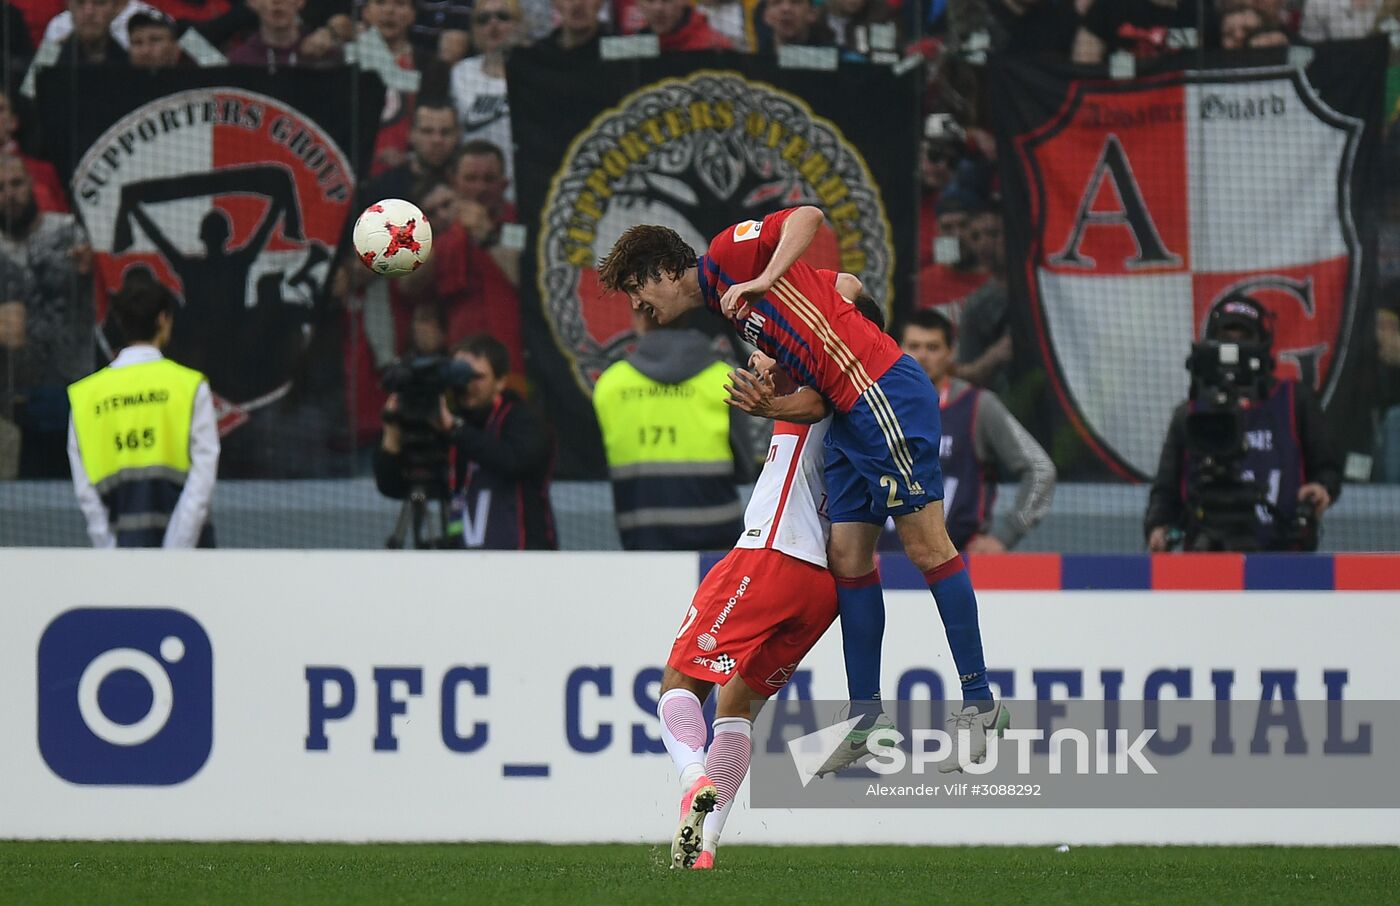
38, 68, 384, 477
990, 41, 1386, 480
509, 53, 921, 477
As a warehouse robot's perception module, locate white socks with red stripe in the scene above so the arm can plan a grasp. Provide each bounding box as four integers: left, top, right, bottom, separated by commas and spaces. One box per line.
701, 716, 752, 855
658, 688, 707, 789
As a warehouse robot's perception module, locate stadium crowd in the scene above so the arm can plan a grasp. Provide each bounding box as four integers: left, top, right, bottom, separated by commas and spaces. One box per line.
0, 0, 1398, 550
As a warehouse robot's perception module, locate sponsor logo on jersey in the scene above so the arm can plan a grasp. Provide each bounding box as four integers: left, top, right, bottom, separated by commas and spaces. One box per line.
708, 574, 751, 638
692, 654, 736, 675
733, 219, 762, 242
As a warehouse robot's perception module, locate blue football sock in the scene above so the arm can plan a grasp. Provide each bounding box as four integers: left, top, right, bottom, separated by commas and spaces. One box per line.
925, 556, 992, 710
835, 569, 886, 712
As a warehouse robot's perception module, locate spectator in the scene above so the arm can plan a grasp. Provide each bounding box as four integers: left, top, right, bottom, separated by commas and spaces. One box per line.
419, 180, 461, 233
917, 113, 965, 270
1145, 293, 1341, 552
916, 194, 990, 322
1072, 0, 1217, 64
758, 0, 834, 51
525, 0, 611, 62
54, 0, 130, 65
955, 206, 1013, 395
127, 9, 184, 69
449, 0, 519, 200
1219, 1, 1266, 49
592, 308, 754, 551
0, 91, 67, 214
374, 333, 558, 549
450, 139, 518, 271
1300, 0, 1381, 41
638, 0, 734, 50
44, 0, 158, 51
362, 0, 452, 176
0, 155, 94, 478
355, 100, 461, 222
899, 309, 1056, 551
227, 0, 342, 66
67, 271, 218, 548
1374, 284, 1400, 482
409, 141, 525, 377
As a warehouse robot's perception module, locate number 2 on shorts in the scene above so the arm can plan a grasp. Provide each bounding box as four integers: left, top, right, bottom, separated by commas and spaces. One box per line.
879, 475, 903, 509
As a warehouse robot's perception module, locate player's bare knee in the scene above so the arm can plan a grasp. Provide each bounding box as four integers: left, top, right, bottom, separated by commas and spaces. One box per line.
661, 666, 712, 700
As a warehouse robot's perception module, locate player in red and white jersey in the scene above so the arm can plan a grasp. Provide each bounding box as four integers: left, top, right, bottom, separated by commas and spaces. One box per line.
650, 294, 885, 871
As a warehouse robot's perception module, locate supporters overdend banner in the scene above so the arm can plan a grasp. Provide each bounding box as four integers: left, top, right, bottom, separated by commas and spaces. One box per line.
38, 68, 384, 477
508, 53, 921, 477
990, 41, 1385, 480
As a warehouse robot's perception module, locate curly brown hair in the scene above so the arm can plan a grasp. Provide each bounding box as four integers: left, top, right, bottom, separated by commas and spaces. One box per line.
596, 225, 698, 294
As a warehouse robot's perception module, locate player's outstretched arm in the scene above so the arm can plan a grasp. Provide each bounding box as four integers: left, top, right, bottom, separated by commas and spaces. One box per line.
719, 206, 825, 318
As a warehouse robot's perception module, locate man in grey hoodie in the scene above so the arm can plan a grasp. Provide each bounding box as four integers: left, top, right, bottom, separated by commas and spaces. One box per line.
593, 309, 757, 550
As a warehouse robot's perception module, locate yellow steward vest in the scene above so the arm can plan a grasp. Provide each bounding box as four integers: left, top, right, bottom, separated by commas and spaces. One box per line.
68, 357, 205, 491
592, 359, 733, 472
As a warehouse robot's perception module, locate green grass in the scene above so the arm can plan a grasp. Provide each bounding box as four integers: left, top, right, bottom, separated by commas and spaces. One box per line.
1, 842, 1397, 905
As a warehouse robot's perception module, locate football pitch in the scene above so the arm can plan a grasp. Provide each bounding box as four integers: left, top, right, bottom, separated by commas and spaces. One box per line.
2, 842, 1397, 904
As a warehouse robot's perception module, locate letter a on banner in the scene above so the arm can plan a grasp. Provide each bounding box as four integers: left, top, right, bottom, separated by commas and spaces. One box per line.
1048, 134, 1182, 270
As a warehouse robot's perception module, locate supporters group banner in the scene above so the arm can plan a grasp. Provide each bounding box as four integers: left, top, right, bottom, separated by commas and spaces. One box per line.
509, 53, 921, 477
990, 40, 1387, 480
38, 68, 384, 478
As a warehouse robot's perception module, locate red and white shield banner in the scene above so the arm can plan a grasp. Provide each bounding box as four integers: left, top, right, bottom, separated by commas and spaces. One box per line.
1013, 67, 1366, 479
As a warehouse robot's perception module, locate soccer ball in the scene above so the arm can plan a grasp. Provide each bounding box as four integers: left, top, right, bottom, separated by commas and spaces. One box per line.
352, 198, 433, 276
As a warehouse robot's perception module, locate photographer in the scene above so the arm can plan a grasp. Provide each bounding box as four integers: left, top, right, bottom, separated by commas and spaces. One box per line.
374, 333, 556, 549
1145, 294, 1341, 552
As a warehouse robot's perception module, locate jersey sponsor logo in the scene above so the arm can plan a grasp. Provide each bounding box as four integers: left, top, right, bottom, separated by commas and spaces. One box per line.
692, 653, 736, 675
741, 310, 767, 347
696, 633, 717, 652
73, 88, 351, 437
707, 574, 751, 639
1014, 70, 1362, 479
745, 528, 762, 537
536, 71, 890, 392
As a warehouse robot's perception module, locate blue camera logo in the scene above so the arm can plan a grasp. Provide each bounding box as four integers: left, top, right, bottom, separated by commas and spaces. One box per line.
38, 608, 213, 785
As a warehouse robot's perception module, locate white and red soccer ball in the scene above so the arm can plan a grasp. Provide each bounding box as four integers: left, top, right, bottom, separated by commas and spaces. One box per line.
352, 198, 433, 276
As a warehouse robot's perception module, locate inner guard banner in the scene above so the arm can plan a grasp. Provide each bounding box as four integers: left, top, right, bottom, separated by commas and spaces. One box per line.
509, 52, 921, 478
988, 40, 1386, 481
38, 67, 384, 478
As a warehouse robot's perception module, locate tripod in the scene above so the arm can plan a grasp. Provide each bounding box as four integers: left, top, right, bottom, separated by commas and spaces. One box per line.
386, 486, 452, 549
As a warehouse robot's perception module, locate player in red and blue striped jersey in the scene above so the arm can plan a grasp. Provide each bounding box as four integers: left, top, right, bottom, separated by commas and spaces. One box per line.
599, 206, 1009, 774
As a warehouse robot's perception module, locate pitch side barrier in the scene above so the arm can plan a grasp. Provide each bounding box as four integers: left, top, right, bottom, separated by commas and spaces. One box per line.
2, 550, 1397, 844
